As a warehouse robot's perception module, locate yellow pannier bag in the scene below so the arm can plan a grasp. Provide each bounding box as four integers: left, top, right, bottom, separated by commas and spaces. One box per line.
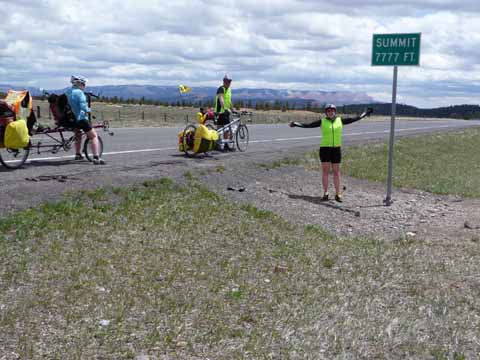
178, 129, 195, 152
178, 130, 184, 151
4, 119, 30, 149
193, 124, 219, 153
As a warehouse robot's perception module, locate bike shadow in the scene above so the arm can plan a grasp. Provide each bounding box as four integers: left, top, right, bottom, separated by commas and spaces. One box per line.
0, 167, 16, 173
0, 159, 77, 171
26, 159, 92, 167
170, 153, 223, 161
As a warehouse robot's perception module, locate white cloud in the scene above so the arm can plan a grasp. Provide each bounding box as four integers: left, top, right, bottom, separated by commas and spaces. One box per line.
0, 0, 478, 107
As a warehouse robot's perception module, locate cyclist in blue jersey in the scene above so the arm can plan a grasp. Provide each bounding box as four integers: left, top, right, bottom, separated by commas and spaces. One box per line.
66, 75, 105, 164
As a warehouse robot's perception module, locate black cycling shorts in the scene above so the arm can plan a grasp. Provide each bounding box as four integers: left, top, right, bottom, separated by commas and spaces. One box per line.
75, 119, 92, 132
216, 112, 231, 126
319, 146, 342, 164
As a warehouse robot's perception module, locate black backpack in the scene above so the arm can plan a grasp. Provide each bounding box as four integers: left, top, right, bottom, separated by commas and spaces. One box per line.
26, 109, 37, 135
50, 94, 76, 128
0, 100, 15, 121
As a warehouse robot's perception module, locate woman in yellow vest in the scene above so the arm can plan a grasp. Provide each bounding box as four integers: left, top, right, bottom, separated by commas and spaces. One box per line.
289, 104, 373, 202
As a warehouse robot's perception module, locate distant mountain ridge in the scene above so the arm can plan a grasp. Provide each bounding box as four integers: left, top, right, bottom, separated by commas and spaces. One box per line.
344, 103, 480, 120
2, 83, 478, 118
0, 83, 375, 105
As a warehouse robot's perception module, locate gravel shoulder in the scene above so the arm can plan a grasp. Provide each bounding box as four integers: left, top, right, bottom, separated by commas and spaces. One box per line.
2, 144, 479, 244
193, 149, 480, 244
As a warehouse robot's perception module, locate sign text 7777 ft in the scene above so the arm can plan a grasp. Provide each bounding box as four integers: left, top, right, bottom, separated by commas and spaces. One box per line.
372, 33, 421, 66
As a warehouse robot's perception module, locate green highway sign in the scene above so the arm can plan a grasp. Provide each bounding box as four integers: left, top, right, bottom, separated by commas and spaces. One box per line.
372, 33, 421, 66
371, 33, 422, 205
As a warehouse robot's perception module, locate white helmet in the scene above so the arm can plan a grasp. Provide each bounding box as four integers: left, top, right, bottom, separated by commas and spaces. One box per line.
70, 75, 87, 86
324, 104, 336, 113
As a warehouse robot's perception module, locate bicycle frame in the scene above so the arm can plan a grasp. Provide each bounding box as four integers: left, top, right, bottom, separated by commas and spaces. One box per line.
31, 127, 77, 155
31, 122, 112, 155
216, 111, 252, 135
214, 112, 250, 152
0, 90, 114, 169
215, 116, 241, 141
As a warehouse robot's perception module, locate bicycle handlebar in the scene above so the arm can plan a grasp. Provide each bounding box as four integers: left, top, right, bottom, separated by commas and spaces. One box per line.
84, 92, 99, 99
360, 107, 374, 118
41, 90, 99, 99
214, 110, 252, 116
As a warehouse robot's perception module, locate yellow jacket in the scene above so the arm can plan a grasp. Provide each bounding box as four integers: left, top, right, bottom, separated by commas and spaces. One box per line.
197, 112, 206, 124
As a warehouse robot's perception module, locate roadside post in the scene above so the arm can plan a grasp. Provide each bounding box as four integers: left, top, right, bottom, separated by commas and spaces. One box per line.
372, 33, 421, 206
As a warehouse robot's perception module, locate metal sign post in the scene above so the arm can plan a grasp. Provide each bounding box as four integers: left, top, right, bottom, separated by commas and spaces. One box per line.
372, 33, 421, 206
385, 66, 398, 206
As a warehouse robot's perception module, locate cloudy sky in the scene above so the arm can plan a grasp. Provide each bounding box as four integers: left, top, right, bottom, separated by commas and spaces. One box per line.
1, 0, 479, 108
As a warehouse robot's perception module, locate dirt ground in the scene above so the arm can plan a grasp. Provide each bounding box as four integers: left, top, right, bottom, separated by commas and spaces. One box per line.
191, 152, 480, 244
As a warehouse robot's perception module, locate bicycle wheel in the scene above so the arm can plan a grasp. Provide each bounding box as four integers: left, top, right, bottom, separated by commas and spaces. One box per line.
182, 124, 196, 157
83, 135, 104, 162
0, 143, 30, 169
235, 124, 249, 152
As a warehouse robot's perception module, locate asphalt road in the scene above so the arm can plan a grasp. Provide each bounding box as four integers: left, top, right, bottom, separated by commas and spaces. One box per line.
17, 118, 480, 162
1, 118, 479, 215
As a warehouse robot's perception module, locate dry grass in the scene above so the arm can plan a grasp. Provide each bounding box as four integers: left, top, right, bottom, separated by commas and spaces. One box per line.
34, 100, 389, 128
33, 97, 452, 129
1, 178, 479, 358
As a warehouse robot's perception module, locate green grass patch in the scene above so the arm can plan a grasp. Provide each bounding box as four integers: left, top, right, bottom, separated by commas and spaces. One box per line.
305, 129, 480, 197
1, 178, 479, 357
257, 157, 304, 169
183, 170, 197, 181
213, 165, 226, 173
344, 129, 480, 197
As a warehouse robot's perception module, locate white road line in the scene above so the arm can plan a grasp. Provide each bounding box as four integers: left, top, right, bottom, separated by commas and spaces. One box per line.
102, 147, 177, 155
347, 124, 456, 137
26, 147, 177, 162
21, 124, 473, 162
250, 136, 320, 143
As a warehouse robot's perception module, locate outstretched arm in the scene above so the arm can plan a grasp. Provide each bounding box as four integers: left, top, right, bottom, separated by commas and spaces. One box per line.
289, 119, 322, 128
342, 107, 373, 125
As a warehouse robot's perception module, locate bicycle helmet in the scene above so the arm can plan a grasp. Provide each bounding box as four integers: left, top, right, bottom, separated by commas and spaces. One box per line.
70, 75, 87, 86
223, 73, 232, 82
324, 104, 336, 113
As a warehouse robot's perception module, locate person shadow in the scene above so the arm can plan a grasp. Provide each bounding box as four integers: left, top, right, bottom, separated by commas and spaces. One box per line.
286, 193, 361, 216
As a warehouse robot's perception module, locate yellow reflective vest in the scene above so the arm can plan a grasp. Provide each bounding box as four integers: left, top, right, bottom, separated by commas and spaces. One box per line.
320, 117, 343, 147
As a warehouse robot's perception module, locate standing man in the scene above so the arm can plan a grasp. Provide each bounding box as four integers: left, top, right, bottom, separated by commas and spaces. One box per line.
66, 75, 105, 165
215, 74, 234, 149
289, 105, 373, 202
